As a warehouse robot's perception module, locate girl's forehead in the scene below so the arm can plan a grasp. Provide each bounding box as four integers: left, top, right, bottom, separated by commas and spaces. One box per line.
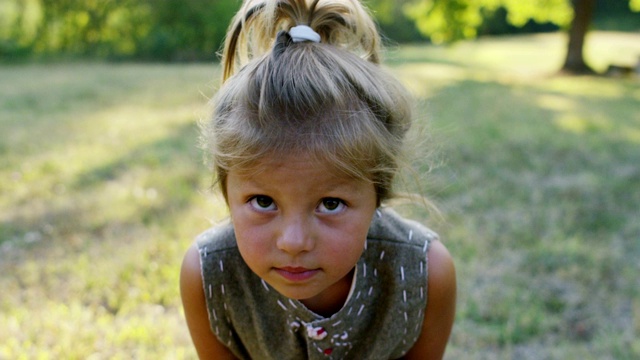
234, 154, 333, 176
231, 152, 368, 183
228, 154, 377, 201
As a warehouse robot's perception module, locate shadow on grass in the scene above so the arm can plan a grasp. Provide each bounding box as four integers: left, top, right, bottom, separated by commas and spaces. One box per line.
420, 75, 640, 352
1, 121, 205, 250
71, 122, 200, 191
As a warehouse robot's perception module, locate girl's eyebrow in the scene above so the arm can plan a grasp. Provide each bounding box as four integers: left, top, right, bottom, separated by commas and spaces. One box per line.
238, 174, 367, 193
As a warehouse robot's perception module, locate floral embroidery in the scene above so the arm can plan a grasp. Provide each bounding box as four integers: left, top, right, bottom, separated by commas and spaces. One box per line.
306, 325, 328, 340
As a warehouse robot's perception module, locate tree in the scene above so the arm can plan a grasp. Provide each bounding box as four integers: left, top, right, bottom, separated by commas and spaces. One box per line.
401, 0, 640, 74
564, 0, 596, 74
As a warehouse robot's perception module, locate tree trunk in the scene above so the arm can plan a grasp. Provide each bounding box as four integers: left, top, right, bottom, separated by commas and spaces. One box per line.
561, 0, 597, 74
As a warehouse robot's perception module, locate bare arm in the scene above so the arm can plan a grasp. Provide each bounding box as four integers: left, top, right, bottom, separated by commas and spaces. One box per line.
403, 240, 457, 360
180, 244, 238, 360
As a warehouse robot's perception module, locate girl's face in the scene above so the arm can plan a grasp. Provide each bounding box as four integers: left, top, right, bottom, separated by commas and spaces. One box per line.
226, 155, 377, 310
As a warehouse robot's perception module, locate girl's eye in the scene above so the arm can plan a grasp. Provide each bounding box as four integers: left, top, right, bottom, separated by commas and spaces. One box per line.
317, 198, 346, 214
249, 195, 276, 211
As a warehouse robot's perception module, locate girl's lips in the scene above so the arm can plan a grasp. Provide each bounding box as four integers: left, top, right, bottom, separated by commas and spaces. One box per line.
275, 267, 319, 282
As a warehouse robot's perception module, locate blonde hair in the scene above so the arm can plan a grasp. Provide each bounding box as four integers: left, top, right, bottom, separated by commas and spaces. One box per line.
204, 0, 413, 205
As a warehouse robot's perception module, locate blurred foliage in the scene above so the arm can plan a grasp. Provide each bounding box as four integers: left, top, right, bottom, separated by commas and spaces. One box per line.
0, 0, 238, 61
402, 0, 639, 44
137, 0, 239, 61
0, 0, 639, 61
366, 0, 427, 43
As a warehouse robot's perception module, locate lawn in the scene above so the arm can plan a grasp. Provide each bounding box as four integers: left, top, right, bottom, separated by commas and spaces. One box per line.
1, 31, 639, 359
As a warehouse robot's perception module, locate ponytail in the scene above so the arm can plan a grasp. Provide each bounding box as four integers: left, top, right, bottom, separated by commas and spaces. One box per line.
221, 0, 381, 81
206, 0, 414, 204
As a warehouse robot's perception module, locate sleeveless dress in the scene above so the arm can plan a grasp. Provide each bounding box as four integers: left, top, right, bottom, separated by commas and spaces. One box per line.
196, 208, 438, 360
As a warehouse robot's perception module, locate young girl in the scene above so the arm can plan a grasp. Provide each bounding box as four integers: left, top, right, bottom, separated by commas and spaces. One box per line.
180, 0, 456, 359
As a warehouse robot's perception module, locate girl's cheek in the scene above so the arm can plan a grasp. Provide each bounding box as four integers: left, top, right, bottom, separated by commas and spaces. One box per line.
237, 222, 272, 246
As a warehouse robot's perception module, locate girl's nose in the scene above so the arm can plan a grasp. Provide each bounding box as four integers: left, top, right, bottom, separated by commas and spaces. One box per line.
276, 216, 315, 255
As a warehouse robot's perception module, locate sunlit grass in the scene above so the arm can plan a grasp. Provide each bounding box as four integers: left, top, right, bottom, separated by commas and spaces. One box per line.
0, 63, 227, 358
1, 32, 639, 358
393, 32, 640, 359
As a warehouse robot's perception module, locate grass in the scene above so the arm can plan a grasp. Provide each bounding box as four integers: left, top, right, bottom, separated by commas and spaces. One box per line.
1, 31, 639, 359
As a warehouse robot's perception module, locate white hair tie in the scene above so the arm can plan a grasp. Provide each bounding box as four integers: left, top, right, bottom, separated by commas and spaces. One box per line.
289, 25, 321, 43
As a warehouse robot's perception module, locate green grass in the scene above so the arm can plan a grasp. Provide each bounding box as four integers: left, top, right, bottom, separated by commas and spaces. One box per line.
1, 31, 639, 359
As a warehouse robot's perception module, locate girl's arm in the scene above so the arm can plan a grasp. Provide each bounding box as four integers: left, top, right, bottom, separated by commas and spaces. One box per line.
403, 240, 457, 360
180, 244, 238, 360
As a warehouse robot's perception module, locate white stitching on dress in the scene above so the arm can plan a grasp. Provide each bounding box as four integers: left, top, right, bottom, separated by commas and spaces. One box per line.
288, 299, 298, 308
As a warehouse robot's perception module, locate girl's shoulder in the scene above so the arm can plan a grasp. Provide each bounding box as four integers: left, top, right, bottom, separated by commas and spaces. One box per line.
195, 220, 237, 254
368, 207, 439, 247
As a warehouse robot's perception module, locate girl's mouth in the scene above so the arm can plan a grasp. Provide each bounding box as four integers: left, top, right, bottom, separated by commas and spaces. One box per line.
274, 267, 320, 282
